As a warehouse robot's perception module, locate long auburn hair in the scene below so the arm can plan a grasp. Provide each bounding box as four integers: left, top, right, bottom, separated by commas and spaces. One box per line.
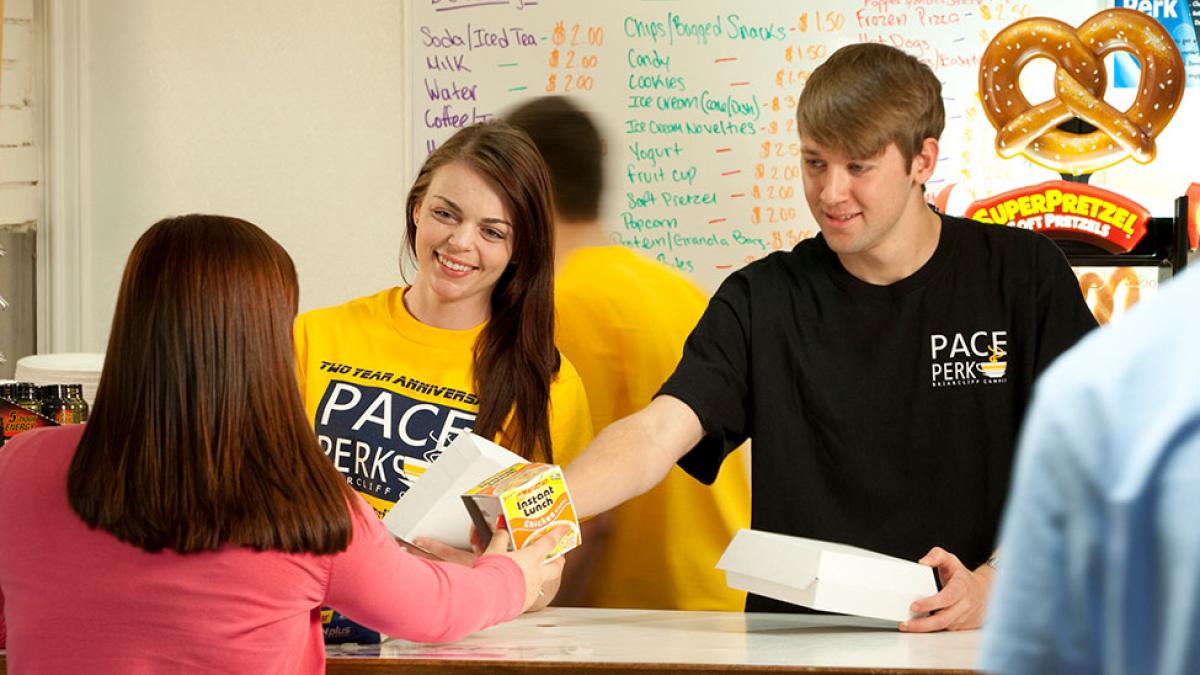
68, 215, 356, 554
405, 122, 559, 463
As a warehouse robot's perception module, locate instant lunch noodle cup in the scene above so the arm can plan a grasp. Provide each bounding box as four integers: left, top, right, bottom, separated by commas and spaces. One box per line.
462, 463, 581, 561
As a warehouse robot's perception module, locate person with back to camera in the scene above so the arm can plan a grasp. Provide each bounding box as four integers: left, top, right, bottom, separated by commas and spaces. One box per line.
504, 96, 751, 612
979, 264, 1200, 674
564, 42, 1098, 631
0, 215, 566, 673
293, 122, 593, 637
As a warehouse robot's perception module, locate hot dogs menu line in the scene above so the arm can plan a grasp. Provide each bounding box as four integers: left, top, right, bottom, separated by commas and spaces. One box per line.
409, 0, 1096, 292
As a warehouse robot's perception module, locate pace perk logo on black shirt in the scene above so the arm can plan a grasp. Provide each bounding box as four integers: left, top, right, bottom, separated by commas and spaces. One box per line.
929, 330, 1009, 387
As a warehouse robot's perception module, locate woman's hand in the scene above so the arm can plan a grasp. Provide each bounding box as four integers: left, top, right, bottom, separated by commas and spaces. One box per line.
483, 527, 568, 613
410, 536, 480, 566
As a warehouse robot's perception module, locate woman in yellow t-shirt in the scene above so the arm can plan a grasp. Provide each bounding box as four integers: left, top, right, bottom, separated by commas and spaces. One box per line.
294, 123, 592, 637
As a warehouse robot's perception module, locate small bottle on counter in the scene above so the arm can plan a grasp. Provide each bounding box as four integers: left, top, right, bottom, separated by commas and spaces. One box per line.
40, 384, 89, 425
67, 383, 89, 423
11, 383, 42, 414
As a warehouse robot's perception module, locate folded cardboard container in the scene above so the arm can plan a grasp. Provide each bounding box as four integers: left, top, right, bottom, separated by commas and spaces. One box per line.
717, 529, 939, 622
381, 432, 524, 550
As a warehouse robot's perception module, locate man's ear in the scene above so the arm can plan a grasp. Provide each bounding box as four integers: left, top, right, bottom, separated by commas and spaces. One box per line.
911, 137, 939, 184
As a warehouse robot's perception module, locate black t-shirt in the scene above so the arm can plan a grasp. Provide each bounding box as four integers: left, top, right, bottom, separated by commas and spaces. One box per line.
659, 214, 1097, 613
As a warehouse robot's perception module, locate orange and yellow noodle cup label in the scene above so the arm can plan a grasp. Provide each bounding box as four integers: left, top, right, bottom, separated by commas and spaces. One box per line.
463, 463, 581, 561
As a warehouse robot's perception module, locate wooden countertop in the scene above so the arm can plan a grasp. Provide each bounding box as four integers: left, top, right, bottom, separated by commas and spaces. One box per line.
0, 607, 983, 673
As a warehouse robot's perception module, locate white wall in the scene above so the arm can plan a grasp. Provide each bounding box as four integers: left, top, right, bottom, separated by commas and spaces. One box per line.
1, 0, 40, 224
69, 0, 409, 351
1, 0, 40, 377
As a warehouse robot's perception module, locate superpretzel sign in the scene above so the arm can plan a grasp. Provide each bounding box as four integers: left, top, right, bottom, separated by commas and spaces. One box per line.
967, 180, 1151, 253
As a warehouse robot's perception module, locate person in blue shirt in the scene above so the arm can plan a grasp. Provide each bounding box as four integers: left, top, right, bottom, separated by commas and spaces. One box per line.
980, 265, 1200, 674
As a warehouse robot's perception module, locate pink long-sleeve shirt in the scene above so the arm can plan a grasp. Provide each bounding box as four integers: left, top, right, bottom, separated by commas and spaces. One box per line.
0, 425, 524, 673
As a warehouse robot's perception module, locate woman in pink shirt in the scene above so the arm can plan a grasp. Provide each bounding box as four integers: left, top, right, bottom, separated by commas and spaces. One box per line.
0, 215, 565, 674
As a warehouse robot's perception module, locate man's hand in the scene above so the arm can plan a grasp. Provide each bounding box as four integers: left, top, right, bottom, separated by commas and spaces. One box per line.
899, 546, 995, 632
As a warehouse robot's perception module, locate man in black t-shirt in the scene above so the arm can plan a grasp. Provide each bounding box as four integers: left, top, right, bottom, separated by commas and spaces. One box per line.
564, 43, 1096, 632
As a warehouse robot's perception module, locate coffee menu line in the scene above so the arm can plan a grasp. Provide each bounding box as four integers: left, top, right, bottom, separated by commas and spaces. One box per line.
409, 0, 1082, 292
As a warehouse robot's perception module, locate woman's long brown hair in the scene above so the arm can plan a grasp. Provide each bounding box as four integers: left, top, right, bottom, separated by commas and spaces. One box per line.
68, 215, 356, 554
405, 122, 559, 462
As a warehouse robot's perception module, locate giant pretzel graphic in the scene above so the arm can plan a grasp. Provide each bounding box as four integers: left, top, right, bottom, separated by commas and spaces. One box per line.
979, 9, 1185, 176
1078, 267, 1141, 325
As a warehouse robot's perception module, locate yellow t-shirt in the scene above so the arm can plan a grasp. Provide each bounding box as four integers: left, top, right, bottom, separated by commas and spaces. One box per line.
294, 286, 593, 519
555, 247, 751, 611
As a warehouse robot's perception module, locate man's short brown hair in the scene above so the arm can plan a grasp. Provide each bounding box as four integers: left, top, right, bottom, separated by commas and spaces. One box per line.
505, 96, 603, 222
796, 43, 944, 166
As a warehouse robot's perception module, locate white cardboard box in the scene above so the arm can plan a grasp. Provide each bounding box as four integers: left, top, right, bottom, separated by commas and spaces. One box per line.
381, 432, 524, 550
716, 529, 939, 622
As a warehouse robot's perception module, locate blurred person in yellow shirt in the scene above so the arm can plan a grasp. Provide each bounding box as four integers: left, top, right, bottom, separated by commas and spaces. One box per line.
505, 97, 750, 611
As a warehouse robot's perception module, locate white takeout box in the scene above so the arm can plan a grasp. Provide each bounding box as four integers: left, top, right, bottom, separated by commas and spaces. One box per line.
716, 529, 939, 622
381, 432, 524, 550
